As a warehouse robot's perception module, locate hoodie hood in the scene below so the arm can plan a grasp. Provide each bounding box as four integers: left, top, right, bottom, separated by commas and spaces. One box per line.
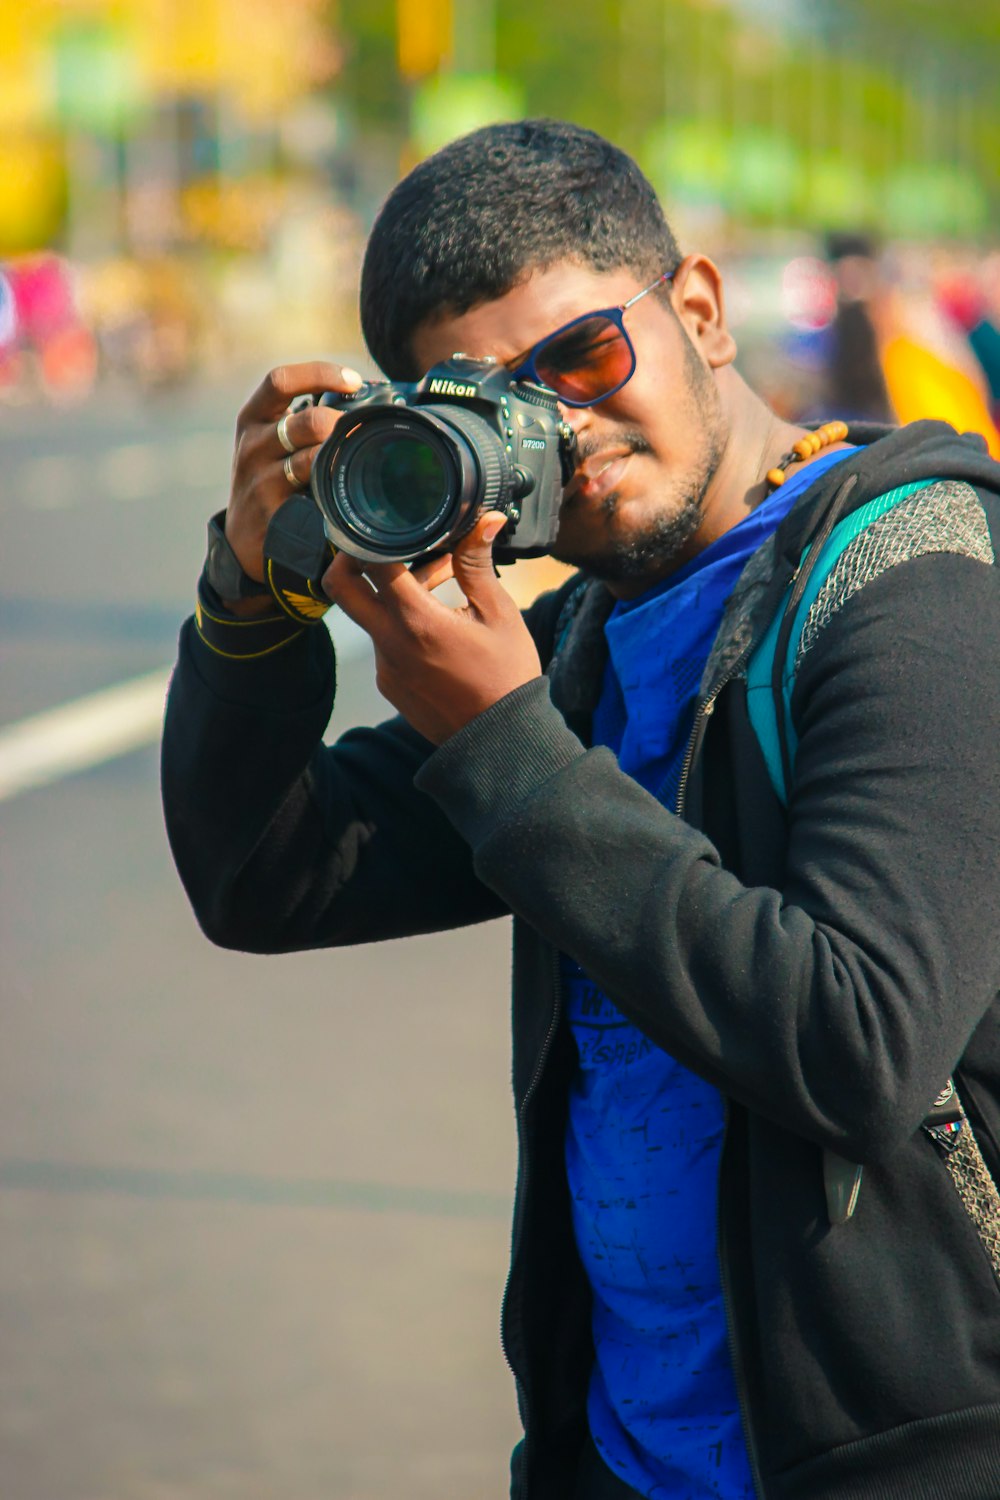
812, 418, 998, 509
698, 418, 1000, 699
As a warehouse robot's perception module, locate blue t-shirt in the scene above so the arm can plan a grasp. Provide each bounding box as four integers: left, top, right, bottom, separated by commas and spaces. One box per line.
564, 450, 852, 1497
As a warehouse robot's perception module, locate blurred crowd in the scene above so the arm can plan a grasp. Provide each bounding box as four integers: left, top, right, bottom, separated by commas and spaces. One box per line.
730, 235, 1000, 457
2, 222, 999, 463
0, 188, 366, 405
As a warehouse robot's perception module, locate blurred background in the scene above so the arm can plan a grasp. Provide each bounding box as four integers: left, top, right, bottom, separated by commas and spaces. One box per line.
2, 3, 999, 1497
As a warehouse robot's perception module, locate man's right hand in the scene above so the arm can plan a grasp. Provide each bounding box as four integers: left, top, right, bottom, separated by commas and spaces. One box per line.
225, 361, 364, 586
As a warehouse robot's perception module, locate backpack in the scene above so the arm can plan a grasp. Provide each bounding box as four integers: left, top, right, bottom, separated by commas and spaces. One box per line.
745, 479, 1000, 1275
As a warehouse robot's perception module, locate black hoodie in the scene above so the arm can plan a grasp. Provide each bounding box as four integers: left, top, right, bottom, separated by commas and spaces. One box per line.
162, 421, 1000, 1500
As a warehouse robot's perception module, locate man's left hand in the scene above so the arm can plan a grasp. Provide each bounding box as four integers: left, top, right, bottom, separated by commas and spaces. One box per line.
322, 512, 543, 745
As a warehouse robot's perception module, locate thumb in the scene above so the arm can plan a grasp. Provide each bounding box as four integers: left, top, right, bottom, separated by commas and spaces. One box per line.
451, 510, 508, 613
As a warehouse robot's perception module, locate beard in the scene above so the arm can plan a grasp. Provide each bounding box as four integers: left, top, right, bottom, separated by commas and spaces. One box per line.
554, 458, 708, 582
551, 330, 727, 583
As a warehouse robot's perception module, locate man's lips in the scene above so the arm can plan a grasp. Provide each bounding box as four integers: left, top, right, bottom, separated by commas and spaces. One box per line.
564, 449, 634, 505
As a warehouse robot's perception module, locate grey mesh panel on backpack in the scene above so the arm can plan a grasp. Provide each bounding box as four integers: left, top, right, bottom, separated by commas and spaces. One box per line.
744, 478, 1000, 1274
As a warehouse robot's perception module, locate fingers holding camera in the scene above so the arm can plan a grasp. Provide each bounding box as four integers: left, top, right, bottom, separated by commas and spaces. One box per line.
323, 516, 541, 745
450, 512, 512, 620
324, 550, 411, 608
324, 511, 507, 625
225, 361, 363, 581
238, 361, 363, 426
276, 412, 296, 454
409, 553, 455, 592
279, 444, 321, 493
269, 397, 343, 462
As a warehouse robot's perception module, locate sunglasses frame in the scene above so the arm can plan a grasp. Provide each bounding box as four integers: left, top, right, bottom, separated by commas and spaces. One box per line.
511, 269, 677, 408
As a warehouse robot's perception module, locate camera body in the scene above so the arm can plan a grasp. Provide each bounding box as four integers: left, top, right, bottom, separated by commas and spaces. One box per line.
309, 356, 577, 565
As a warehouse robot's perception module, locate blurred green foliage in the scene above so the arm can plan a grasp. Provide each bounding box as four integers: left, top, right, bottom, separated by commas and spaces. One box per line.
333, 0, 999, 238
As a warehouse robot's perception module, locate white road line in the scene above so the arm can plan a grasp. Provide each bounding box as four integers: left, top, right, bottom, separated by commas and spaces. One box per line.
0, 614, 372, 803
0, 667, 171, 802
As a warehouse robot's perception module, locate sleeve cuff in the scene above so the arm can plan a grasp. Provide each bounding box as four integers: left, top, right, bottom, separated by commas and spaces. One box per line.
194, 574, 306, 657
182, 606, 335, 714
414, 676, 587, 846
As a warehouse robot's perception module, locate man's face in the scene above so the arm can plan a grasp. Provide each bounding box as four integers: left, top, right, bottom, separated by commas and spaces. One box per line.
410, 258, 735, 593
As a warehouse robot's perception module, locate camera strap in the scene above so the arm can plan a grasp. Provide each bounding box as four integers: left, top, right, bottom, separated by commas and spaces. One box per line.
263, 494, 336, 626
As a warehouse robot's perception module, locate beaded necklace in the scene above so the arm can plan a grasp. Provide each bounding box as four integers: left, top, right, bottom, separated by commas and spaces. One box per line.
765, 420, 849, 493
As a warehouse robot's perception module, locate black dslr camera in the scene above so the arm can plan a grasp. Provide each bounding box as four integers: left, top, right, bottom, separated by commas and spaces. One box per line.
308, 356, 577, 565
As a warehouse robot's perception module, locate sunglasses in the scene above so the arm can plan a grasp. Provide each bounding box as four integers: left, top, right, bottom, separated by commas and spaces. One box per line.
510, 269, 677, 408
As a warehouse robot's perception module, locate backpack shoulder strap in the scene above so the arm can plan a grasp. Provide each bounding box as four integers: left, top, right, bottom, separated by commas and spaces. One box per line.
745, 478, 955, 1230
746, 480, 934, 804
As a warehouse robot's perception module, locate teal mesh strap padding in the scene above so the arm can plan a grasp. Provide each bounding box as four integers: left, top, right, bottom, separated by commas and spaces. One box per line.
746, 481, 935, 805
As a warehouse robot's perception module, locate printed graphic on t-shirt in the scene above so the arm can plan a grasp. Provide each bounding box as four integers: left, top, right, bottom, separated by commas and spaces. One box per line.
570, 980, 655, 1070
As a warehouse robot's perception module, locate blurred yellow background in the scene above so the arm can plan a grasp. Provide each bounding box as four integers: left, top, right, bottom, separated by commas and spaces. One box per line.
2, 0, 998, 582
1, 0, 997, 370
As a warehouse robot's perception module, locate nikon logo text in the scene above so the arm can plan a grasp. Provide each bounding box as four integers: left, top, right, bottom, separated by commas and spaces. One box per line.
428, 379, 477, 397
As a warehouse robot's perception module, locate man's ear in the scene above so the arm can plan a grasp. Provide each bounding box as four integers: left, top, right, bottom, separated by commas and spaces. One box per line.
670, 254, 737, 370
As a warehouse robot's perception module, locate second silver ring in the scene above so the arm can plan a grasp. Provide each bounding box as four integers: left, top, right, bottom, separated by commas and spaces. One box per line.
282, 453, 298, 487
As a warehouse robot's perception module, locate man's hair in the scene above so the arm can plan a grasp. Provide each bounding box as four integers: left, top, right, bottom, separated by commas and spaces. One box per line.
360, 118, 682, 379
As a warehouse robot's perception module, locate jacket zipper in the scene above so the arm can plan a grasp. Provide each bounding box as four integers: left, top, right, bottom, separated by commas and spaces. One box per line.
500, 947, 564, 1492
680, 657, 765, 1497
674, 645, 753, 817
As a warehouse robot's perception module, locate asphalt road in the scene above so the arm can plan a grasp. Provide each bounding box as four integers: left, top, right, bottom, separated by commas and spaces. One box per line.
0, 379, 522, 1498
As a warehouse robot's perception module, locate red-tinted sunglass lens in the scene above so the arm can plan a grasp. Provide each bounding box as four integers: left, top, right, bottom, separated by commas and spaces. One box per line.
534, 315, 633, 404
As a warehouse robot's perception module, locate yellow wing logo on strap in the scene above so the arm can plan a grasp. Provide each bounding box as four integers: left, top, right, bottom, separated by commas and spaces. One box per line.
281, 589, 330, 620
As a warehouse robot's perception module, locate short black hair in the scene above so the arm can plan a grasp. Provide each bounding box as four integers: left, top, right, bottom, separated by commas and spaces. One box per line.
360, 118, 682, 379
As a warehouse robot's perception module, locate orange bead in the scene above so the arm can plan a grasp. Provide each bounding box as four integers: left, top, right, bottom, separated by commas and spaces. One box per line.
792, 439, 812, 459
809, 432, 823, 453
766, 467, 786, 487
830, 420, 848, 441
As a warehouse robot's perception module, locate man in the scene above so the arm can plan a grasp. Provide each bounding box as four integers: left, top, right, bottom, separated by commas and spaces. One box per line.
162, 120, 1000, 1499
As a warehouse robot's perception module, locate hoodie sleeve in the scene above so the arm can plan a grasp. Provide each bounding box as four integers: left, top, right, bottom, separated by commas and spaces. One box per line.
160, 576, 582, 953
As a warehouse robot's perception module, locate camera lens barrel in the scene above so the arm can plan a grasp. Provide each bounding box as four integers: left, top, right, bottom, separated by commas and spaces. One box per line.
311, 404, 513, 564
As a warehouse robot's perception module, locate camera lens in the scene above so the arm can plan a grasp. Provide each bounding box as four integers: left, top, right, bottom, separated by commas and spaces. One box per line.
312, 406, 509, 564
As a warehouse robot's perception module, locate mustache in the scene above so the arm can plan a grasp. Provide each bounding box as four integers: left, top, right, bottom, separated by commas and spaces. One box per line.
566, 430, 652, 487
573, 430, 651, 464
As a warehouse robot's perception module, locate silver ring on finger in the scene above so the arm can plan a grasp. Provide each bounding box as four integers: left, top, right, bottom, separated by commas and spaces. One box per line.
276, 413, 296, 454
282, 453, 298, 487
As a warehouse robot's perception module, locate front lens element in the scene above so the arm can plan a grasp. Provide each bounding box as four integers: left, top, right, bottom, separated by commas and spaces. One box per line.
313, 403, 506, 565
350, 433, 447, 534
534, 314, 634, 405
